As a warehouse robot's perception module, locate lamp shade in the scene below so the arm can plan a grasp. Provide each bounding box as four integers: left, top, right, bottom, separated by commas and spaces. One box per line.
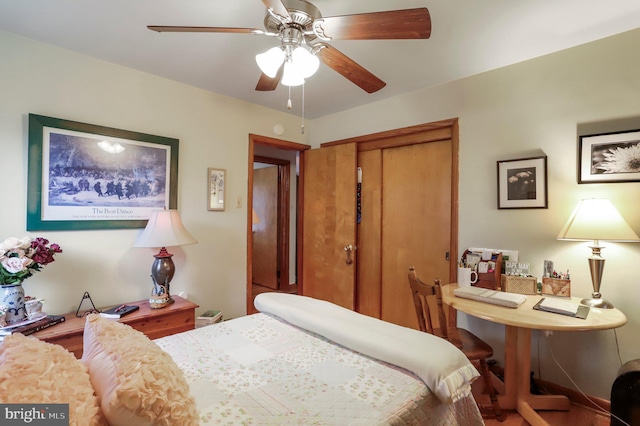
557, 199, 640, 242
134, 209, 197, 248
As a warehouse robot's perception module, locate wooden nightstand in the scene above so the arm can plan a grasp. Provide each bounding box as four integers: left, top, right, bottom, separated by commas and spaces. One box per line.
32, 295, 199, 358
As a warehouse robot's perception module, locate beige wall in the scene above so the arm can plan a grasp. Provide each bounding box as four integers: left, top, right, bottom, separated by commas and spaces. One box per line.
0, 30, 305, 321
309, 29, 640, 398
2, 25, 639, 399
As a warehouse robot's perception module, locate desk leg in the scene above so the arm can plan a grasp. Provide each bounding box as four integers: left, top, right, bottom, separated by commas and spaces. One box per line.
514, 327, 571, 426
499, 325, 518, 409
500, 326, 571, 424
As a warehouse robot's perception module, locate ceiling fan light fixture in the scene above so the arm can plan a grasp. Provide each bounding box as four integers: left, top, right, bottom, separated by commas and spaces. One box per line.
292, 46, 319, 78
256, 46, 285, 78
281, 60, 305, 86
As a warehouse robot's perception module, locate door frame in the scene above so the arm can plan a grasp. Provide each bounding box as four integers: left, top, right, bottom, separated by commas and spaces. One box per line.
247, 134, 311, 314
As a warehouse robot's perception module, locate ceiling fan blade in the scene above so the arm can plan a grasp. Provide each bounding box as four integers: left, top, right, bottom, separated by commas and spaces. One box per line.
148, 26, 264, 34
260, 0, 292, 23
314, 44, 386, 94
255, 66, 283, 91
314, 8, 431, 40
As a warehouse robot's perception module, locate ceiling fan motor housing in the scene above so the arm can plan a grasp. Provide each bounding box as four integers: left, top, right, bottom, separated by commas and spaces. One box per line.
264, 0, 320, 44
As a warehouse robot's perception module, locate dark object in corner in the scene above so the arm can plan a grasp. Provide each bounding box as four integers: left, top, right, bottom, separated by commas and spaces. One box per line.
611, 359, 640, 426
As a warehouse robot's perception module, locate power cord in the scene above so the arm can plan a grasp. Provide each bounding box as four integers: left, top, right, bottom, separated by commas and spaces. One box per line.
614, 328, 624, 366
543, 331, 630, 426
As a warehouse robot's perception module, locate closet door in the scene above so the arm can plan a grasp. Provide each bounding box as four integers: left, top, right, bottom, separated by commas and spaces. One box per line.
380, 140, 452, 329
301, 143, 358, 309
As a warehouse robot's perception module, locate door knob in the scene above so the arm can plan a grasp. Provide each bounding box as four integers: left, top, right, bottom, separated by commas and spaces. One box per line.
344, 244, 355, 265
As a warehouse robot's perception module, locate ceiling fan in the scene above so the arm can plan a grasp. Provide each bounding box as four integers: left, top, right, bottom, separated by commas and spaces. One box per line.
148, 0, 431, 93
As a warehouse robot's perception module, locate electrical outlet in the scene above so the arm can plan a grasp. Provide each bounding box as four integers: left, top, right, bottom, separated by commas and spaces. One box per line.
236, 196, 242, 208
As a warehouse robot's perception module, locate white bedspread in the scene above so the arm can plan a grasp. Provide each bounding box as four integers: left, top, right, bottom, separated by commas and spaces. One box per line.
254, 293, 479, 404
156, 312, 484, 425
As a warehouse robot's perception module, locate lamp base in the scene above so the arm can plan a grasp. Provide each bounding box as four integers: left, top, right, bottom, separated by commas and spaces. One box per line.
149, 247, 175, 309
580, 297, 614, 309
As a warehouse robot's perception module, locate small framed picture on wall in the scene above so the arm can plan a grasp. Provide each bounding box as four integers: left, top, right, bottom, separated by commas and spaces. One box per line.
497, 156, 548, 209
207, 168, 225, 211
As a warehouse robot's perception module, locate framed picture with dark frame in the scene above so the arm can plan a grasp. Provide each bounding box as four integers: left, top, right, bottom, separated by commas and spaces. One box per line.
578, 129, 640, 183
207, 168, 225, 211
27, 114, 179, 231
497, 156, 548, 209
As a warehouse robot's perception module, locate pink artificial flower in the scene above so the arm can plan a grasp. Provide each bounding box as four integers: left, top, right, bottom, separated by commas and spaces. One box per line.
1, 256, 33, 274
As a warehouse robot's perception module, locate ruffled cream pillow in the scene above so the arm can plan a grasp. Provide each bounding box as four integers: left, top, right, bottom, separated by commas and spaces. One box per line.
81, 314, 198, 426
0, 333, 105, 426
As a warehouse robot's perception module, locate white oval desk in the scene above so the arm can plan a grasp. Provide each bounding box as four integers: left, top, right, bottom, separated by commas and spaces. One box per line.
442, 284, 627, 426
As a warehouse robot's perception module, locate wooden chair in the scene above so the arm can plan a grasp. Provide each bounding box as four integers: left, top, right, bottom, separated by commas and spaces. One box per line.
408, 266, 504, 421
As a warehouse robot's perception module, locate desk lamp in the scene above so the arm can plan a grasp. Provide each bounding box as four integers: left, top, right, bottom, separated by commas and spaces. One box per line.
557, 199, 639, 308
134, 209, 197, 308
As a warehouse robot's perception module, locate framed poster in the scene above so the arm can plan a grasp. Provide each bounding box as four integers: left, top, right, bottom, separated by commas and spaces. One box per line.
579, 129, 640, 183
497, 156, 548, 209
27, 114, 178, 230
207, 168, 225, 211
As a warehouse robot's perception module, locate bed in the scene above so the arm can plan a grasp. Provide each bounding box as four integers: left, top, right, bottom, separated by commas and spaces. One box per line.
154, 293, 485, 425
0, 293, 484, 425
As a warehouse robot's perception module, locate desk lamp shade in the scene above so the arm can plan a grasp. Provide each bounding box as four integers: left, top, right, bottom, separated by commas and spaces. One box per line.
557, 199, 639, 308
134, 209, 197, 307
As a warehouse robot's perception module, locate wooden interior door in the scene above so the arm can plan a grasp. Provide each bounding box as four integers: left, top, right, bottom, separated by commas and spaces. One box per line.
252, 166, 279, 289
301, 143, 357, 309
380, 140, 452, 328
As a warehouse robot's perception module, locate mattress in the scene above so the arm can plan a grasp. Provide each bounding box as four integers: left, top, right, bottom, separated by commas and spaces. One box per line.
155, 312, 484, 425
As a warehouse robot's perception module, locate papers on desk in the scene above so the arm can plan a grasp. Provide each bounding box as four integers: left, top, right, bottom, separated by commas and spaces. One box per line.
533, 298, 589, 319
453, 286, 526, 308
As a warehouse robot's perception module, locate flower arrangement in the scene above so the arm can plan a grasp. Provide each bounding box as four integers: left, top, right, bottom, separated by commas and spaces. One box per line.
0, 237, 63, 286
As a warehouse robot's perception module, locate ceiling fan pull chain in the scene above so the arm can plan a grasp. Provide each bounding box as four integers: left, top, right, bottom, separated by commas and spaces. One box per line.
301, 83, 305, 134
287, 86, 292, 110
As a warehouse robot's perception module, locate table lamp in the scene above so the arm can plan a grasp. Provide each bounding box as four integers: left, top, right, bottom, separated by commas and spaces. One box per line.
134, 209, 197, 308
557, 198, 639, 308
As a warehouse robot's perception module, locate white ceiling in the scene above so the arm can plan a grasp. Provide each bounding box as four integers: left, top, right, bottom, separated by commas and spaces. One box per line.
2, 0, 640, 119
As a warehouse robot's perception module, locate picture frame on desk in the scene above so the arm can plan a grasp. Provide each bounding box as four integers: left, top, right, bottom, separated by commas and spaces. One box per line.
541, 277, 571, 298
497, 156, 548, 209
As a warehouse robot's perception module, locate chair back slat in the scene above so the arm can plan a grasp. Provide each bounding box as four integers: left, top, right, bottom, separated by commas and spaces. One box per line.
408, 266, 441, 336
432, 279, 450, 339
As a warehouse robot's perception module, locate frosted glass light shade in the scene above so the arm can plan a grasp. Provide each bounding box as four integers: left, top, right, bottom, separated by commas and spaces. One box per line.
292, 46, 319, 78
256, 47, 285, 78
134, 209, 198, 248
557, 199, 640, 242
281, 60, 305, 86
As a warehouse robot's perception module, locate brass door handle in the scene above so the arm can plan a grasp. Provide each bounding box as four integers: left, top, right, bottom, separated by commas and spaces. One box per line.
344, 244, 355, 265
